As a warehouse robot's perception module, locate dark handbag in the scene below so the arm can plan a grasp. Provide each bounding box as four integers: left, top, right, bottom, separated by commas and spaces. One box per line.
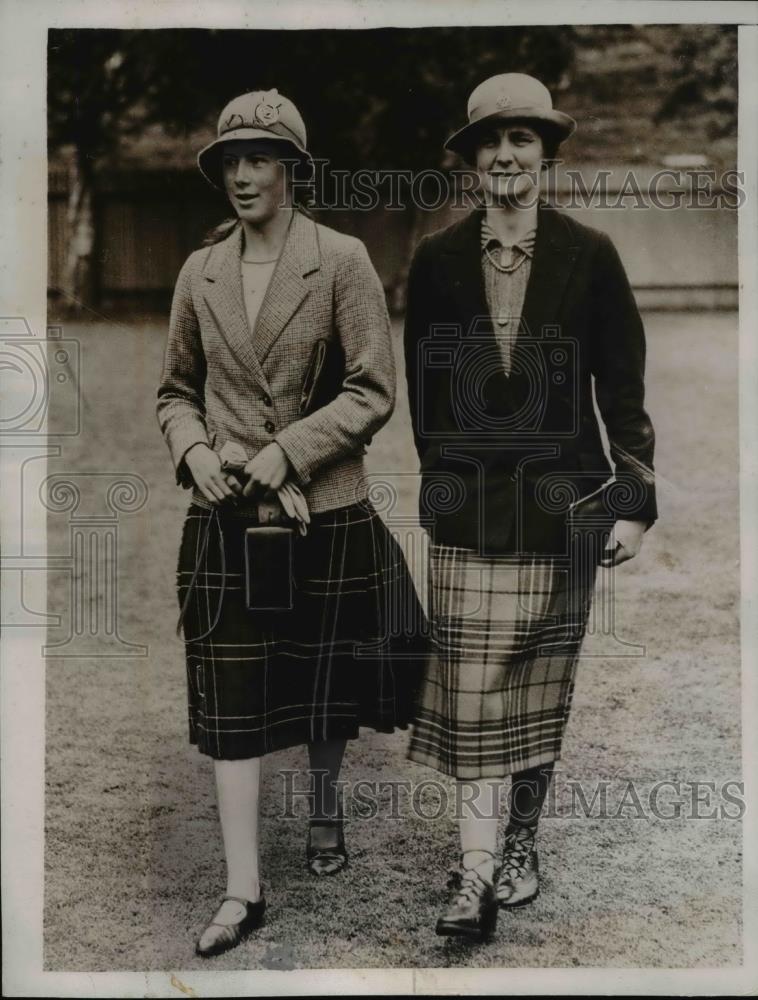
567, 480, 615, 524
244, 524, 295, 611
243, 494, 296, 613
567, 479, 618, 563
299, 337, 345, 415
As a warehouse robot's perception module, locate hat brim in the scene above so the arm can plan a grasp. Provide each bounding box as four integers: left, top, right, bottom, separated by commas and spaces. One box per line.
444, 108, 576, 162
197, 129, 313, 190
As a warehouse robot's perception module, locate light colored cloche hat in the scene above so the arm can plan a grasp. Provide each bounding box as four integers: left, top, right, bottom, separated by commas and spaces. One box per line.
198, 89, 312, 189
445, 73, 576, 161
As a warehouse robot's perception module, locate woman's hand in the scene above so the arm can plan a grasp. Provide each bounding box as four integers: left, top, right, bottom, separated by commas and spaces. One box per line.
600, 519, 646, 567
184, 443, 239, 505
242, 442, 291, 497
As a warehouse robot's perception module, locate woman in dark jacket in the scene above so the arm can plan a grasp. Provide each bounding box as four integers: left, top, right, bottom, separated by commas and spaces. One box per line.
404, 73, 657, 940
158, 89, 423, 957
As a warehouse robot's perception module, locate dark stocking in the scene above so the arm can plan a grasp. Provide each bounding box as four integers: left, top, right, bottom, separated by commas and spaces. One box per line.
508, 762, 555, 832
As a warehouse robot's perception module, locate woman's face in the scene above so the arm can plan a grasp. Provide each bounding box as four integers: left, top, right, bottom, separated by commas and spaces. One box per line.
221, 140, 290, 226
474, 121, 544, 208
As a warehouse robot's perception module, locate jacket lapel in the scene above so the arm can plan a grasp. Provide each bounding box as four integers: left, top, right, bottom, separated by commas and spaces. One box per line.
201, 225, 269, 388
519, 203, 581, 338
254, 210, 320, 365
439, 207, 492, 336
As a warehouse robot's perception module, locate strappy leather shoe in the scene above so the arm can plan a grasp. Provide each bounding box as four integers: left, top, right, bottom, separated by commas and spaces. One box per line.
307, 817, 348, 876
435, 851, 498, 941
496, 825, 539, 908
195, 894, 266, 958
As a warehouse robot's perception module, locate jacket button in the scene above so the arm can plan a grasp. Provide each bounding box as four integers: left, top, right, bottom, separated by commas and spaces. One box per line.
262, 394, 272, 407
264, 420, 276, 434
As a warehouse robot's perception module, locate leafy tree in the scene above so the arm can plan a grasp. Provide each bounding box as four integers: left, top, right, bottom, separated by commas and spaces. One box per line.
49, 29, 221, 311
651, 25, 737, 138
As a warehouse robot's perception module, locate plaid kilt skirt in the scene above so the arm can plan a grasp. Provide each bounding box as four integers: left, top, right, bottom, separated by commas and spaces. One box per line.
408, 541, 599, 779
177, 498, 426, 760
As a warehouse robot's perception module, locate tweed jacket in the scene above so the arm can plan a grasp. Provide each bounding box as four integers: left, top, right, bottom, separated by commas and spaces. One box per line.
403, 203, 657, 554
157, 210, 395, 513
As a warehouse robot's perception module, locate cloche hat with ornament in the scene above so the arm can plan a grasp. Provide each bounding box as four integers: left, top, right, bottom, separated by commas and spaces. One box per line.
197, 89, 312, 190
445, 73, 576, 163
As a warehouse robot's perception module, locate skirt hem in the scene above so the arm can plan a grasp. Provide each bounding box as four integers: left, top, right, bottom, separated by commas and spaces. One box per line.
190, 719, 412, 761
406, 747, 561, 781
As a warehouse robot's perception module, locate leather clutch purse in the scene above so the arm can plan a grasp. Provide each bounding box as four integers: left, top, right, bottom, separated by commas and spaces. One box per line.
567, 479, 617, 562
567, 480, 616, 526
299, 337, 345, 415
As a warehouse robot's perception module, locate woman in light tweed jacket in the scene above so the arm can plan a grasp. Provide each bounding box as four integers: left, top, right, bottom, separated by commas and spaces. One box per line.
157, 89, 424, 957
404, 74, 657, 940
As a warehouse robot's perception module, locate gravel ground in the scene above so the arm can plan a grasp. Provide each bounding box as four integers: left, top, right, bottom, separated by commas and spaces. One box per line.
44, 311, 741, 971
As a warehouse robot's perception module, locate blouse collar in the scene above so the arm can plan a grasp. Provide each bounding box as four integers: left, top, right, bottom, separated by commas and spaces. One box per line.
480, 216, 537, 258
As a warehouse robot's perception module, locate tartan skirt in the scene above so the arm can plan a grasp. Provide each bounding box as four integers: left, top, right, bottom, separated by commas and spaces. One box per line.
408, 541, 599, 779
177, 498, 426, 760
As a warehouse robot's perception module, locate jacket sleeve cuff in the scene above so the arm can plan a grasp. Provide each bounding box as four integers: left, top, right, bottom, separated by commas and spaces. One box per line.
274, 424, 316, 485
171, 428, 210, 487
610, 485, 657, 525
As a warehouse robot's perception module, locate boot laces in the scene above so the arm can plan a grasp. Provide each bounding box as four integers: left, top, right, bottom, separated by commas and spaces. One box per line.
501, 826, 535, 881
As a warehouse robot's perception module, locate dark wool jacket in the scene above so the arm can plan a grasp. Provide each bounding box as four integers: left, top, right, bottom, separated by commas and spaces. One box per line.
403, 203, 657, 555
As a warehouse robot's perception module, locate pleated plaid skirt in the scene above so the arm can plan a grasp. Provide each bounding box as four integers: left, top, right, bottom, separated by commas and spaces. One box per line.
177, 498, 426, 760
408, 542, 598, 779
